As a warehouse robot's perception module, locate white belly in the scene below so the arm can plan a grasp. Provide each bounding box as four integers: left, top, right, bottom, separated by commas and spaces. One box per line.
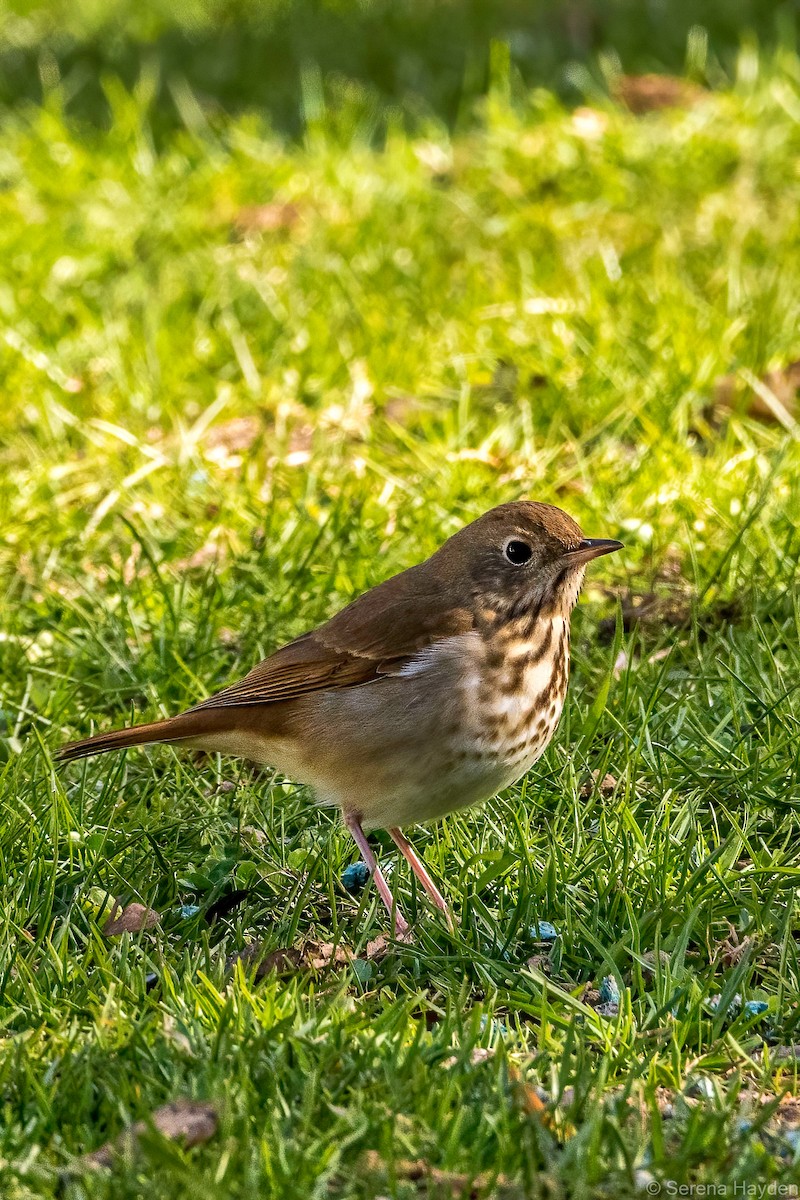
194, 627, 567, 831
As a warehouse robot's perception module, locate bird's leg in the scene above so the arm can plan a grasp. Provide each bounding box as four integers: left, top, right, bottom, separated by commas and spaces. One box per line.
388, 827, 455, 932
344, 814, 410, 939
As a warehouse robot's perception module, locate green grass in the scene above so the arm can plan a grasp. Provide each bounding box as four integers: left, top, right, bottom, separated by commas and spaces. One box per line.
2, 15, 800, 1198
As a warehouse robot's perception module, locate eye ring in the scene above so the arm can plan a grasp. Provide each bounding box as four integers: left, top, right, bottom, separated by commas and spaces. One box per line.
504, 539, 533, 566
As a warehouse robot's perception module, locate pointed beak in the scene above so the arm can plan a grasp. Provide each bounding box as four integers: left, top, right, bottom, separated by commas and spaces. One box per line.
563, 538, 624, 566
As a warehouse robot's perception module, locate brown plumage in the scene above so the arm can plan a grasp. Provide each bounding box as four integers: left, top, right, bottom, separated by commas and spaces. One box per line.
58, 501, 622, 937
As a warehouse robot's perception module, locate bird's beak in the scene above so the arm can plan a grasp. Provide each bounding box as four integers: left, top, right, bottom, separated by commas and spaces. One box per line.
563, 538, 624, 565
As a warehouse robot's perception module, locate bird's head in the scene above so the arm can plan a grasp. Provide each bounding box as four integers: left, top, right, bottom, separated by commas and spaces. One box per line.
439, 501, 622, 620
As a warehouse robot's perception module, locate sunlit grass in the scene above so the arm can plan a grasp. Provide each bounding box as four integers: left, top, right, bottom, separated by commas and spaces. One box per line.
1, 37, 799, 1199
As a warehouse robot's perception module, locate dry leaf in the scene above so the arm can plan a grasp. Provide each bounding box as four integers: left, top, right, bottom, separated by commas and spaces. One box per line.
102, 902, 160, 936
228, 938, 353, 977
580, 771, 617, 799
234, 202, 301, 234
81, 1099, 217, 1170
614, 74, 705, 114
365, 934, 389, 960
713, 361, 799, 427
227, 942, 302, 978
205, 415, 261, 454
306, 941, 353, 970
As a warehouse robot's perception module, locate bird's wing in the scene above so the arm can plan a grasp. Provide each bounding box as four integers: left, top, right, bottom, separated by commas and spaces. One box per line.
191, 562, 474, 711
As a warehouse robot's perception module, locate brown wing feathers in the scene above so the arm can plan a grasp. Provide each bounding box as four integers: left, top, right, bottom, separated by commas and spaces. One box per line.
57, 556, 476, 763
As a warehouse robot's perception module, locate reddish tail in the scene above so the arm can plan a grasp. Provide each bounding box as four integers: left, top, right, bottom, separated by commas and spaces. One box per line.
57, 711, 227, 764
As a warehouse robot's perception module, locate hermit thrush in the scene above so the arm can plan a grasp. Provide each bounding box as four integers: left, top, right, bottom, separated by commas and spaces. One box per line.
59, 502, 621, 937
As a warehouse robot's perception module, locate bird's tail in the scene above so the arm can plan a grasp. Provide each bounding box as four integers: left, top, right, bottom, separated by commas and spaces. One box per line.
57, 710, 230, 764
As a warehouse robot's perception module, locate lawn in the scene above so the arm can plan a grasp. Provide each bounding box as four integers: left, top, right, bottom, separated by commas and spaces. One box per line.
1, 4, 800, 1196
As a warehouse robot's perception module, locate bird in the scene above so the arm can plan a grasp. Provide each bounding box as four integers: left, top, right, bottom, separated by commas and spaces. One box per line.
58, 501, 622, 938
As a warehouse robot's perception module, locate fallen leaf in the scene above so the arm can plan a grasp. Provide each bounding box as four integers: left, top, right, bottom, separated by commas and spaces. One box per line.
227, 938, 355, 977
713, 361, 799, 428
102, 902, 160, 936
227, 942, 302, 978
580, 771, 617, 799
365, 934, 389, 960
205, 415, 261, 454
306, 941, 353, 970
81, 1099, 217, 1170
613, 74, 705, 114
234, 202, 301, 234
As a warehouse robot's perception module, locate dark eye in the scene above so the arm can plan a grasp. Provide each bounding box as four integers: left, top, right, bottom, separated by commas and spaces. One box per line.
504, 540, 533, 565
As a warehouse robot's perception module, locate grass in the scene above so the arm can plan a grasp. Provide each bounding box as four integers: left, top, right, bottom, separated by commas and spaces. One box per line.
1, 10, 800, 1197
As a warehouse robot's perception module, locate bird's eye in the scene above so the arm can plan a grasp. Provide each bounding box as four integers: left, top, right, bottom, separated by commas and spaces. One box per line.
504, 539, 533, 565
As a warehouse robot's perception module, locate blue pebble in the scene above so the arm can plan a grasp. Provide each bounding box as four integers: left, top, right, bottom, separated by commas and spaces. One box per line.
341, 861, 371, 894
599, 976, 620, 1005
743, 1000, 769, 1017
530, 920, 558, 942
180, 904, 201, 919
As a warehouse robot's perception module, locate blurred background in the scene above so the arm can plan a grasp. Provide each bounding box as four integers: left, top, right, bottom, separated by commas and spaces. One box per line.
2, 0, 796, 136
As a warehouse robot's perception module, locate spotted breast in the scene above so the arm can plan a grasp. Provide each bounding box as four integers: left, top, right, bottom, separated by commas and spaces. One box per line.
466, 610, 570, 785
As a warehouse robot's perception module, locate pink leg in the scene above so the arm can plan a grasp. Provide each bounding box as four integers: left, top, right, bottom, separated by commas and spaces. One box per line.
345, 814, 410, 939
389, 827, 454, 931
